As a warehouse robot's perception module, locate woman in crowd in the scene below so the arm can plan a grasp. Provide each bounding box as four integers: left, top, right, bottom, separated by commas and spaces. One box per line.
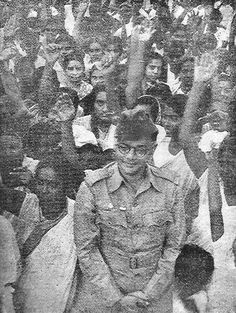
52, 84, 116, 197
0, 1, 235, 312
60, 52, 93, 117
12, 155, 77, 313
83, 37, 107, 73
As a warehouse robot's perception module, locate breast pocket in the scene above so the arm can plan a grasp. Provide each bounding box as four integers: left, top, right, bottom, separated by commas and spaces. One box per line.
142, 210, 173, 240
97, 209, 127, 229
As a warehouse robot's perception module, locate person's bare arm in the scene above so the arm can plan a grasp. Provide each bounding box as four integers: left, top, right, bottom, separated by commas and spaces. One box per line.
180, 53, 218, 178
126, 23, 155, 108
38, 42, 60, 116
49, 93, 80, 169
207, 149, 224, 242
72, 0, 89, 45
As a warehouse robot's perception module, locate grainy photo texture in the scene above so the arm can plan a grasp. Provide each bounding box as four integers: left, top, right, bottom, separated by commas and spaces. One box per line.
0, 0, 235, 312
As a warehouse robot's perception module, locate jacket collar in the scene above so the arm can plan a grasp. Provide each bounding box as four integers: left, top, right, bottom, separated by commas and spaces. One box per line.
107, 163, 163, 194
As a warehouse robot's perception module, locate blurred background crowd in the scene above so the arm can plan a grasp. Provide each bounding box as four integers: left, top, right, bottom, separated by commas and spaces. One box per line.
0, 0, 236, 312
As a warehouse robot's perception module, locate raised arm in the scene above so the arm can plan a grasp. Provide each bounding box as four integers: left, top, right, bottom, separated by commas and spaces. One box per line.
126, 22, 155, 108
72, 0, 89, 46
179, 53, 218, 178
207, 149, 224, 242
37, 42, 60, 116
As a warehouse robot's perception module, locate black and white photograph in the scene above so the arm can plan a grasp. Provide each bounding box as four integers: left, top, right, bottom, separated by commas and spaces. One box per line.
0, 0, 235, 312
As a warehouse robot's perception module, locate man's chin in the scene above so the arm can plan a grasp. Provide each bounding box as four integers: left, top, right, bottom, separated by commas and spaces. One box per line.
120, 163, 140, 176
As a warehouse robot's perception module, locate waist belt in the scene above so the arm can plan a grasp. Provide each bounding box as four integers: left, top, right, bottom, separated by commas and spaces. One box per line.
103, 246, 160, 270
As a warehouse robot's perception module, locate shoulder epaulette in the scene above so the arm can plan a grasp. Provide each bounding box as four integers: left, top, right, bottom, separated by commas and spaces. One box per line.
150, 165, 179, 185
84, 162, 115, 186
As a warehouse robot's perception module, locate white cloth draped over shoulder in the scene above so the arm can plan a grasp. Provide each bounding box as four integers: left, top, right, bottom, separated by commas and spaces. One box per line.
15, 198, 77, 313
153, 137, 198, 199
72, 117, 166, 151
153, 137, 213, 253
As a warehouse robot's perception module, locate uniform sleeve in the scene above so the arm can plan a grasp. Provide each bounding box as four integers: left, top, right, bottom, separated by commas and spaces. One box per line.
74, 182, 123, 308
143, 185, 186, 301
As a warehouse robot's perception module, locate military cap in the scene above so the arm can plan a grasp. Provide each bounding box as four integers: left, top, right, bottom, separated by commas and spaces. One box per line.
115, 109, 158, 142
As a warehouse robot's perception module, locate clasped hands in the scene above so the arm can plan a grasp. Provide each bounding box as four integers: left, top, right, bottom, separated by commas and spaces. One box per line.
114, 291, 149, 312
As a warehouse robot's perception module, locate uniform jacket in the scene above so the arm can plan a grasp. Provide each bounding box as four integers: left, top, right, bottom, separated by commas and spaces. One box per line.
72, 162, 186, 313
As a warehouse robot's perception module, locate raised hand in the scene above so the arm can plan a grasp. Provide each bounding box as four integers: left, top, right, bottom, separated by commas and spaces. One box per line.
0, 46, 18, 61
74, 0, 89, 16
48, 93, 75, 122
194, 52, 218, 83
132, 21, 156, 43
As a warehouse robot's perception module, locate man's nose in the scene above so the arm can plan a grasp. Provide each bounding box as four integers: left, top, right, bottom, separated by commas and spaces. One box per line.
102, 104, 108, 112
126, 148, 135, 159
153, 67, 158, 73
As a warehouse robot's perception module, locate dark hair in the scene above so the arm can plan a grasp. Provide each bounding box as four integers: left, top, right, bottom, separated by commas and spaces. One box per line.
135, 95, 161, 122
106, 36, 123, 56
61, 52, 85, 71
34, 154, 67, 194
15, 56, 35, 74
146, 83, 172, 108
165, 41, 185, 60
55, 33, 77, 48
23, 121, 61, 152
83, 36, 106, 53
167, 94, 188, 117
42, 18, 65, 33
179, 55, 195, 72
175, 244, 214, 299
145, 52, 167, 82
115, 109, 158, 142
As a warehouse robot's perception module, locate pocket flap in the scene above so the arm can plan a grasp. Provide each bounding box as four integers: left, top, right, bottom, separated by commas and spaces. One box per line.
142, 210, 173, 227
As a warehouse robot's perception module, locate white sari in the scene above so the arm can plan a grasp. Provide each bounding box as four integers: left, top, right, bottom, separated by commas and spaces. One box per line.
153, 137, 199, 199
15, 198, 77, 313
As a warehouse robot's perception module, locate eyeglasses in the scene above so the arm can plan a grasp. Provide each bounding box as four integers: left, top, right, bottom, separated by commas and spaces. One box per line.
116, 144, 152, 158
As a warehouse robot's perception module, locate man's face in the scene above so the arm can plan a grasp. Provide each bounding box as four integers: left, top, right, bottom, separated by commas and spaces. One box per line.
161, 106, 181, 136
106, 44, 120, 60
94, 91, 111, 123
59, 41, 74, 58
115, 139, 156, 176
179, 60, 194, 90
145, 59, 163, 82
90, 70, 104, 87
65, 60, 84, 84
89, 42, 103, 63
34, 167, 64, 211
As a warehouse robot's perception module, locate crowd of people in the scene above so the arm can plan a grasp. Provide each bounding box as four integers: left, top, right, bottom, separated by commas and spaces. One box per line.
0, 0, 236, 312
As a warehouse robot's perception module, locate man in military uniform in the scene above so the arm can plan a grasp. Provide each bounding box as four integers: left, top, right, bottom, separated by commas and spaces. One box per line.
72, 110, 186, 313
